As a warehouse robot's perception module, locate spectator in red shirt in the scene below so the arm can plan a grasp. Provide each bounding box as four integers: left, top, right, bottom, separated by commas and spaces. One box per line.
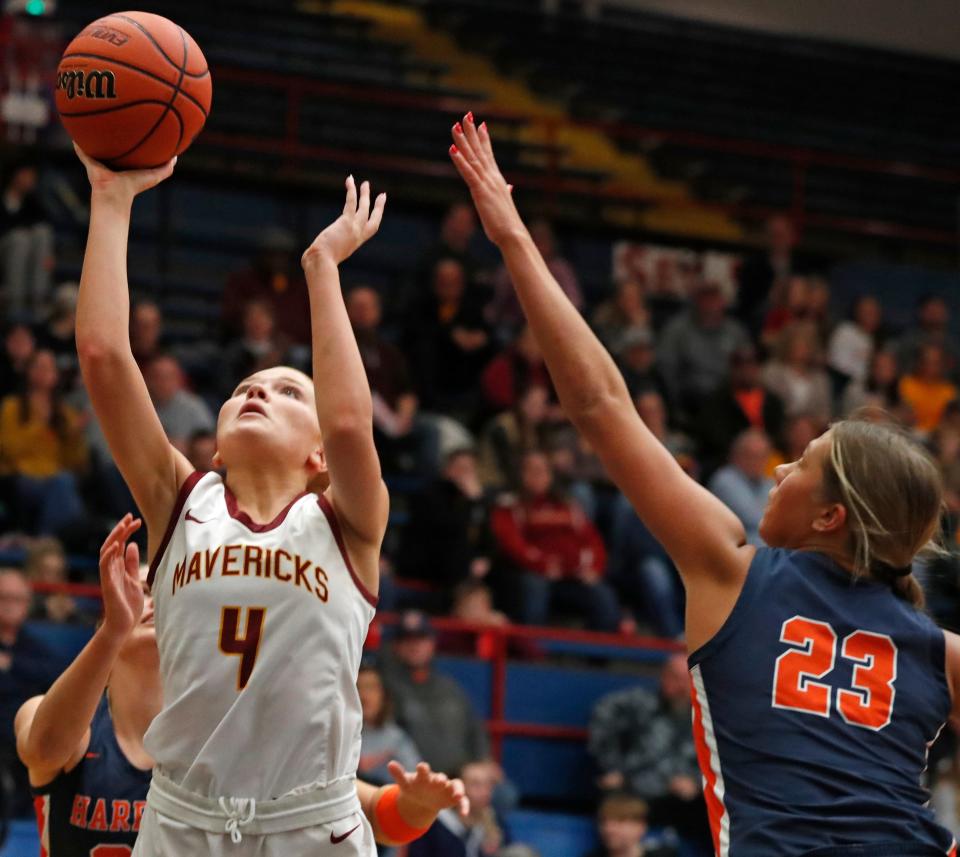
221, 228, 311, 345
480, 326, 554, 415
491, 450, 620, 631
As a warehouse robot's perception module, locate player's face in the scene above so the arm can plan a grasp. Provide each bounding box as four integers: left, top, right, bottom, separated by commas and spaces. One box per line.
216, 367, 322, 474
759, 431, 832, 548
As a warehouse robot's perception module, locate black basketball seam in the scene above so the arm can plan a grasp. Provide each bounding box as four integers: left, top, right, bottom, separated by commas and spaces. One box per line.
106, 27, 188, 163
103, 105, 183, 170
61, 52, 208, 118
106, 13, 210, 79
58, 98, 171, 117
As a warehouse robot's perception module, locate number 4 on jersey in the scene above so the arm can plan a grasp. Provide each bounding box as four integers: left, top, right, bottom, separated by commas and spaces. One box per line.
772, 616, 897, 731
219, 606, 266, 690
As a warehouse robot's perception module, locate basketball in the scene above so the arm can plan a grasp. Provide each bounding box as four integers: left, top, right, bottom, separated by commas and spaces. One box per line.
55, 12, 212, 170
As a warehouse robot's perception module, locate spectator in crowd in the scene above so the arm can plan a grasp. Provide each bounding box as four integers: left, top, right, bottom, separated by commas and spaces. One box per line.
656, 280, 750, 418
607, 493, 684, 639
896, 294, 959, 379
479, 385, 554, 490
581, 794, 678, 857
481, 326, 553, 415
0, 350, 87, 536
358, 661, 421, 786
408, 759, 508, 857
347, 285, 428, 473
707, 429, 775, 546
827, 294, 883, 393
694, 344, 785, 479
439, 580, 539, 660
592, 280, 650, 351
130, 299, 165, 368
0, 321, 35, 398
381, 611, 490, 777
588, 655, 709, 849
404, 257, 492, 423
490, 450, 619, 631
841, 349, 902, 418
219, 298, 296, 398
736, 213, 799, 335
185, 429, 217, 473
221, 227, 311, 345
760, 275, 811, 350
418, 201, 484, 293
0, 160, 53, 319
0, 568, 58, 819
633, 391, 696, 476
143, 353, 215, 450
762, 322, 832, 424
399, 448, 493, 595
899, 343, 959, 436
766, 413, 822, 473
24, 537, 92, 625
614, 328, 667, 401
35, 282, 80, 389
488, 220, 583, 341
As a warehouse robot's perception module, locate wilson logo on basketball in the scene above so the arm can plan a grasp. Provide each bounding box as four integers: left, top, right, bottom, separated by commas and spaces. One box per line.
56, 69, 117, 101
85, 25, 130, 47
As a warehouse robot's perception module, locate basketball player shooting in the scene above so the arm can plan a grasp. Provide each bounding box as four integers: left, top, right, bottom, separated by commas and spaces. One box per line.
15, 515, 468, 856
449, 114, 960, 856
72, 145, 430, 856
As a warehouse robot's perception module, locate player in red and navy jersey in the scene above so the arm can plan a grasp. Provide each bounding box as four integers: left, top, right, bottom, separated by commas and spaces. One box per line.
14, 516, 467, 857
450, 113, 958, 856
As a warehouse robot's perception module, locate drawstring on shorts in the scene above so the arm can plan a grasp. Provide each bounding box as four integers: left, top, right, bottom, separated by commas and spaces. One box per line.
218, 797, 256, 844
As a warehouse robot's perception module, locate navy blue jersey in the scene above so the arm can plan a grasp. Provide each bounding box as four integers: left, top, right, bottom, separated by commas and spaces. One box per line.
689, 548, 956, 857
32, 694, 151, 856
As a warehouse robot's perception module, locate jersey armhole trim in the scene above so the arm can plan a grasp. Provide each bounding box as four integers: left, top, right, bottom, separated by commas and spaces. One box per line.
688, 547, 769, 668
147, 470, 205, 589
317, 493, 379, 608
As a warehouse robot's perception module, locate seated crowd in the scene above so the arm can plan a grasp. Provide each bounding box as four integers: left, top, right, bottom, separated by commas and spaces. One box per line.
2, 192, 960, 854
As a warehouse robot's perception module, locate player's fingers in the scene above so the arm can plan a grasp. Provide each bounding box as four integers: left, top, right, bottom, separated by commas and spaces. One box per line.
451, 120, 480, 168
343, 174, 357, 216
365, 193, 386, 238
461, 112, 486, 166
357, 180, 371, 222
101, 514, 134, 557
124, 542, 141, 579
449, 146, 480, 187
387, 760, 411, 785
477, 120, 498, 166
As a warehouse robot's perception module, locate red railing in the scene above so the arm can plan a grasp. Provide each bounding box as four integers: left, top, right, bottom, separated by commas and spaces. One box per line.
203, 65, 960, 246
28, 581, 684, 761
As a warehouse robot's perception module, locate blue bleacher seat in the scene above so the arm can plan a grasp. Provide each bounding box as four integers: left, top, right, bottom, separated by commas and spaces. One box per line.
0, 819, 39, 857
507, 809, 597, 857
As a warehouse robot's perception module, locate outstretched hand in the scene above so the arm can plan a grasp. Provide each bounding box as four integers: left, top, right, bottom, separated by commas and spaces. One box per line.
389, 760, 470, 819
98, 514, 144, 641
302, 175, 386, 269
74, 143, 176, 203
448, 112, 524, 247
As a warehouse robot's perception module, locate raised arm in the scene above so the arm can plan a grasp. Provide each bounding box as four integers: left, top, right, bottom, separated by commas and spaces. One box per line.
448, 117, 753, 609
73, 147, 192, 546
301, 177, 390, 583
15, 516, 144, 786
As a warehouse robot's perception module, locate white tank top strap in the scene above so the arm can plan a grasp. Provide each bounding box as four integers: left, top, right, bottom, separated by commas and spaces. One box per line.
146, 770, 360, 841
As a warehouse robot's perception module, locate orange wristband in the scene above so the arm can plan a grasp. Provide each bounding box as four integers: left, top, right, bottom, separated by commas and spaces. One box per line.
374, 784, 431, 844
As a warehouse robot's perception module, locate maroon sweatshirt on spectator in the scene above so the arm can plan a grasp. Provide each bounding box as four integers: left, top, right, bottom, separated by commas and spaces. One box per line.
491, 492, 607, 577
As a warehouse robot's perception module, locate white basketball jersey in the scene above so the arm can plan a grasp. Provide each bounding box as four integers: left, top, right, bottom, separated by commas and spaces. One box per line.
144, 472, 377, 801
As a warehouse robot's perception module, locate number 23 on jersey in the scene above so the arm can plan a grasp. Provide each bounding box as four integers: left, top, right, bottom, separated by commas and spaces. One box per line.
772, 615, 897, 731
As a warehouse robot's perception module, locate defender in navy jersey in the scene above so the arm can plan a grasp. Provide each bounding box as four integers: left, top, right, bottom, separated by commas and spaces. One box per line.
450, 114, 959, 856
15, 517, 469, 856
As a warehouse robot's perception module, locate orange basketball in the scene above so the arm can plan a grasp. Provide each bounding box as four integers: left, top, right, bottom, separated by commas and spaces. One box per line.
56, 12, 212, 169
